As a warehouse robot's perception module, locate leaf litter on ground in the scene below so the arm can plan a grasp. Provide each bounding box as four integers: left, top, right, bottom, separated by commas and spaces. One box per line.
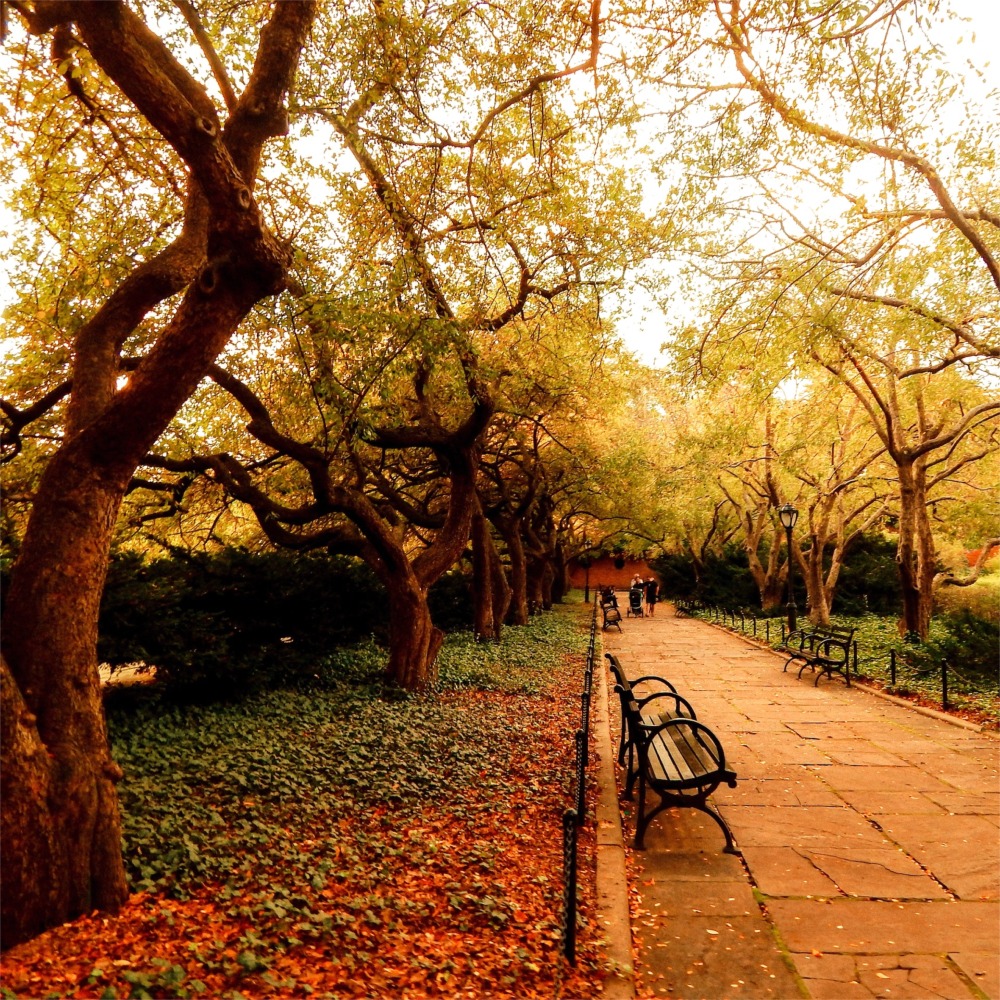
0, 605, 603, 999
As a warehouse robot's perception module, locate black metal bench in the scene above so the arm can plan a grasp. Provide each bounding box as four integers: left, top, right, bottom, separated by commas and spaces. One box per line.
782, 623, 856, 686
600, 594, 622, 631
606, 653, 696, 795
606, 654, 737, 853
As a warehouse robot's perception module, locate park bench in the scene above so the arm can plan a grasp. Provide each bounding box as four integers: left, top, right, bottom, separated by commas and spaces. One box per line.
606, 654, 737, 853
600, 593, 622, 631
781, 623, 856, 686
606, 653, 696, 791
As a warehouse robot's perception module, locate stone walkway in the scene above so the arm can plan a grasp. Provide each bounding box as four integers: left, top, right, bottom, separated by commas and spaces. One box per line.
600, 606, 999, 1000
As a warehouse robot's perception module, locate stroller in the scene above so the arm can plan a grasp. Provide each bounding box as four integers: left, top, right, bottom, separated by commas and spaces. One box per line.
626, 585, 644, 617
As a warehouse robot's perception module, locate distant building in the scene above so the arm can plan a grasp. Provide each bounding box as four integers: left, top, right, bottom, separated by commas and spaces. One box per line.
568, 555, 659, 592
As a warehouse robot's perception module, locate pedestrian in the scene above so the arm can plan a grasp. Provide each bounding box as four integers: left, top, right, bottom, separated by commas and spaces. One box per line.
644, 577, 658, 616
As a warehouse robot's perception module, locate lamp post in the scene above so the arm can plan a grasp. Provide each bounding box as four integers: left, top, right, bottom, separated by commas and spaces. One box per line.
582, 537, 591, 604
777, 504, 798, 633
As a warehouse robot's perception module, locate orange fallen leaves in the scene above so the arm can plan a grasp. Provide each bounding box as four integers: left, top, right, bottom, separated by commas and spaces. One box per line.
1, 654, 604, 999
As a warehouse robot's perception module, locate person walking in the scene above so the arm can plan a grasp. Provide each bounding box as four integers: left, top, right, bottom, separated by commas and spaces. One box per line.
644, 577, 659, 616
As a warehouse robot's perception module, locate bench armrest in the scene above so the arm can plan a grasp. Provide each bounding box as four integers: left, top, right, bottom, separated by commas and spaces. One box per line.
631, 674, 678, 693
635, 689, 697, 720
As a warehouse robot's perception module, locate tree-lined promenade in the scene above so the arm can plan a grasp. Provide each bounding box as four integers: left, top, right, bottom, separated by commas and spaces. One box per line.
1, 0, 997, 957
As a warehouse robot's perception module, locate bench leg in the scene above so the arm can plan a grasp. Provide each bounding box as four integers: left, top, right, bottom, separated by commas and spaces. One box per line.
616, 710, 628, 767
698, 802, 739, 854
621, 744, 639, 801
633, 790, 738, 855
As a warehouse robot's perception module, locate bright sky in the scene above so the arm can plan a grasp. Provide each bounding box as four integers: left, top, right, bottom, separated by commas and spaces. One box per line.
1, 1, 996, 361
615, 0, 1000, 365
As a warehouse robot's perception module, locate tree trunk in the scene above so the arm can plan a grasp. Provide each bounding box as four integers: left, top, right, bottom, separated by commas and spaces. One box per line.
384, 570, 444, 691
897, 462, 934, 638
550, 540, 568, 604
488, 535, 512, 641
1, 460, 130, 948
526, 556, 545, 614
804, 546, 831, 626
471, 508, 495, 640
499, 520, 529, 625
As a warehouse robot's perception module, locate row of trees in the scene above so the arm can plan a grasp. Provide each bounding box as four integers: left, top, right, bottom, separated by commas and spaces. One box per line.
0, 0, 995, 949
612, 0, 999, 630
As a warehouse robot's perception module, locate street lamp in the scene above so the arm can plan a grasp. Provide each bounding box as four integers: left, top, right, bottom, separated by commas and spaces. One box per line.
582, 536, 591, 604
777, 504, 798, 633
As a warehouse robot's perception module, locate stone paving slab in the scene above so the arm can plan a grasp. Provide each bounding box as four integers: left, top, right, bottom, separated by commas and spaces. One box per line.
798, 847, 948, 899
792, 951, 988, 999
810, 763, 960, 793
721, 804, 892, 849
832, 789, 950, 816
951, 953, 1000, 1000
875, 814, 1000, 899
600, 606, 1000, 999
633, 913, 803, 999
768, 899, 1000, 953
722, 777, 845, 808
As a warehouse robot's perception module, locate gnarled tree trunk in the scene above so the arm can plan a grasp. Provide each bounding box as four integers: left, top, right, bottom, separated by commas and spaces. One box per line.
384, 569, 445, 691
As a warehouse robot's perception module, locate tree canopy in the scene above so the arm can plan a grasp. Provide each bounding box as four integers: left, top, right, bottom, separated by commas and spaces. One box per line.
1, 0, 997, 948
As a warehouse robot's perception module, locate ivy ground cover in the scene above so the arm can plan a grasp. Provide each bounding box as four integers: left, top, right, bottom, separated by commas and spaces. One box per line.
0, 609, 602, 999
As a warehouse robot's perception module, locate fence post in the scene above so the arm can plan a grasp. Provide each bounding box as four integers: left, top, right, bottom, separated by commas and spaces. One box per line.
890, 648, 896, 686
765, 619, 770, 643
942, 661, 949, 711
574, 729, 586, 823
561, 808, 578, 965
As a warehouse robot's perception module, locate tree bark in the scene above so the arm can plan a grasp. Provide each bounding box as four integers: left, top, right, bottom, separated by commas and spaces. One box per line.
497, 518, 529, 625
897, 461, 935, 637
471, 506, 496, 641
488, 531, 512, 640
0, 0, 316, 945
1, 457, 130, 947
384, 569, 445, 691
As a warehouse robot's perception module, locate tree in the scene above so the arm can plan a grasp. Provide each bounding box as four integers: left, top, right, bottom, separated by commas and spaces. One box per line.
0, 0, 318, 947
655, 0, 999, 633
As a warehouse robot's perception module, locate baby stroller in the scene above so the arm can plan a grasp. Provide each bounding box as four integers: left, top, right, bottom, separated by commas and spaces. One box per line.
626, 585, 644, 617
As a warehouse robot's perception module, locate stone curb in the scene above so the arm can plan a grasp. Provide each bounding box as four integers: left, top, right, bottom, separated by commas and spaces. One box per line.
593, 642, 636, 999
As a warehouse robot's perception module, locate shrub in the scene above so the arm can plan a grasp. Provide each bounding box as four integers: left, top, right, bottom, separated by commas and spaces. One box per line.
98, 548, 386, 700
902, 609, 1000, 683
651, 543, 764, 610
829, 533, 901, 616
935, 578, 1000, 624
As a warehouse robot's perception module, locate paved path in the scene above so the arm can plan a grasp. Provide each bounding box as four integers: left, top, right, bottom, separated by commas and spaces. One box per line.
601, 607, 999, 1000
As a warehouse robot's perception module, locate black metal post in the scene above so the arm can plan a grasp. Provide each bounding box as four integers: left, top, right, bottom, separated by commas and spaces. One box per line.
942, 661, 949, 710
890, 648, 896, 686
584, 561, 590, 605
561, 808, 578, 964
784, 522, 798, 634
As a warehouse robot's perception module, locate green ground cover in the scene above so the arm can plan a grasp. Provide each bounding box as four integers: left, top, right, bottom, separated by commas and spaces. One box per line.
2, 607, 602, 1000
